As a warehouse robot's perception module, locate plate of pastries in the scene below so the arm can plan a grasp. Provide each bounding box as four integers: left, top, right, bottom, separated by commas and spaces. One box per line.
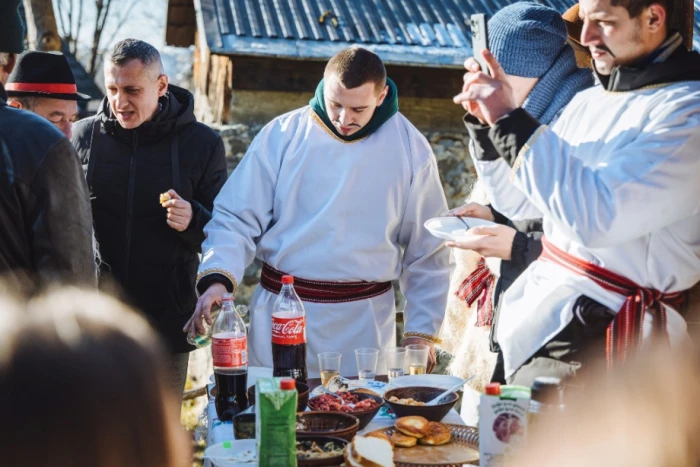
351, 416, 479, 467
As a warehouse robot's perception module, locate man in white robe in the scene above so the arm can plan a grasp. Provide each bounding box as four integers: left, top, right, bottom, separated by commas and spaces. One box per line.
452, 0, 700, 384
185, 47, 452, 377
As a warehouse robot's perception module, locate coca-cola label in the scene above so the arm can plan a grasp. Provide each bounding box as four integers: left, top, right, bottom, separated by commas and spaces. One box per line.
272, 314, 306, 345
212, 333, 248, 367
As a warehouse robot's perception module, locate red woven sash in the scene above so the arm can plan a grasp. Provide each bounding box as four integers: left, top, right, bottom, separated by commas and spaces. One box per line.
455, 257, 495, 327
539, 238, 686, 368
259, 263, 392, 304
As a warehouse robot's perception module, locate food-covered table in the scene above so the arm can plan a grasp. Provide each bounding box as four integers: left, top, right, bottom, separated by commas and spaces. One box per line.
204, 367, 467, 464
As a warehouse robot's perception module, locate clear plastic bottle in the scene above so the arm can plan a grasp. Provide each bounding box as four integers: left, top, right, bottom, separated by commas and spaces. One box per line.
212, 293, 249, 420
187, 303, 248, 348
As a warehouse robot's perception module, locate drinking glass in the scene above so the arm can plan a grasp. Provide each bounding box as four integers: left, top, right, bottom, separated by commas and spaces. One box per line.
406, 344, 429, 375
355, 348, 379, 382
318, 352, 342, 387
385, 347, 407, 381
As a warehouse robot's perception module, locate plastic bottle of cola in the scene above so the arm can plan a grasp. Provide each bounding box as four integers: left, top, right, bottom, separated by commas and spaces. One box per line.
272, 275, 308, 384
212, 293, 249, 420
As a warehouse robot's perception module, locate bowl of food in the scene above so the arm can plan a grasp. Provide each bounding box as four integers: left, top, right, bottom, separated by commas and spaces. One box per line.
296, 435, 349, 467
248, 381, 310, 412
383, 386, 459, 422
296, 411, 360, 441
307, 389, 384, 430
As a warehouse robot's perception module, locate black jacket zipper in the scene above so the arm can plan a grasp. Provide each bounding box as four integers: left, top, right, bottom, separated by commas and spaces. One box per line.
124, 132, 138, 286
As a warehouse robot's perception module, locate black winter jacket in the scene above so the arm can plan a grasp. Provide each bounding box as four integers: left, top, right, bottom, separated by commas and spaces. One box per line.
72, 85, 227, 352
0, 83, 96, 287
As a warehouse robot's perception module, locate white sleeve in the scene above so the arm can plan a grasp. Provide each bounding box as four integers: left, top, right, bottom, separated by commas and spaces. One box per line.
197, 127, 279, 290
511, 101, 700, 248
399, 139, 453, 340
470, 141, 544, 220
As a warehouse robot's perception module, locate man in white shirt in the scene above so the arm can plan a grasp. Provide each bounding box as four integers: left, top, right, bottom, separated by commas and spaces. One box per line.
453, 0, 700, 384
186, 47, 452, 377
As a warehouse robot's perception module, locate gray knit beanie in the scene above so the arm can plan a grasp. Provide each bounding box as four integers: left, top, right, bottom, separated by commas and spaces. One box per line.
488, 2, 568, 78
0, 0, 25, 53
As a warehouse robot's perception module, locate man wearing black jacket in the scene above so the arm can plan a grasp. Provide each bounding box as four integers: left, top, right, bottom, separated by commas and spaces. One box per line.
72, 39, 227, 395
0, 0, 96, 289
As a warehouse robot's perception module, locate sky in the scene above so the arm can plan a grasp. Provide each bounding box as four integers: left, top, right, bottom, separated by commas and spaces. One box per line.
52, 0, 170, 55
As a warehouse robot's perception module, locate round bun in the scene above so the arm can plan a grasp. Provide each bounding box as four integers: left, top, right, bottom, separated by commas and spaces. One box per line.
417, 422, 451, 446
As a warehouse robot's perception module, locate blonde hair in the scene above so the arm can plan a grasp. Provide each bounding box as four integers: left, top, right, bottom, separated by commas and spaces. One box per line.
0, 287, 190, 467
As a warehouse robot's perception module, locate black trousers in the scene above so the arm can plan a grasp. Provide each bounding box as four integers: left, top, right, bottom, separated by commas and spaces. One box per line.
491, 295, 615, 387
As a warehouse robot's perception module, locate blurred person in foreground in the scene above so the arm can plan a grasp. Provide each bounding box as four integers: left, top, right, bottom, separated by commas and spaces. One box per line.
453, 0, 700, 386
6, 50, 91, 139
0, 0, 96, 289
0, 287, 191, 467
71, 39, 228, 395
514, 345, 700, 467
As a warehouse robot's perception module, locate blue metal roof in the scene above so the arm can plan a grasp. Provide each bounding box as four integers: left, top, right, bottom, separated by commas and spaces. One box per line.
197, 0, 700, 67
695, 0, 700, 51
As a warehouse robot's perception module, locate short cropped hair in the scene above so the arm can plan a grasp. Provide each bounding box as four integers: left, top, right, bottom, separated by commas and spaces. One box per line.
8, 95, 38, 110
324, 47, 386, 94
611, 0, 672, 28
107, 38, 164, 76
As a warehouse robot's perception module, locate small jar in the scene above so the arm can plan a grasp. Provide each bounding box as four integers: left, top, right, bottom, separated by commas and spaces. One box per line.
528, 377, 564, 433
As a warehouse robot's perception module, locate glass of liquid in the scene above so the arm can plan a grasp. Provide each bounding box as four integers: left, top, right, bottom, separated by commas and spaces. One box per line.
385, 347, 407, 381
318, 352, 342, 387
406, 344, 429, 375
355, 348, 379, 382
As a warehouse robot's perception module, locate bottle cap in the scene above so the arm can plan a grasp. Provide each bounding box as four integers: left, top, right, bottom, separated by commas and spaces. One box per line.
531, 376, 563, 404
485, 382, 501, 395
281, 275, 294, 285
222, 293, 234, 302
280, 378, 296, 390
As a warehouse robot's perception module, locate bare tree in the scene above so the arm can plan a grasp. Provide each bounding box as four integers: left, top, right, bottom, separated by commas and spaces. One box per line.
55, 0, 140, 76
23, 0, 62, 51
56, 0, 84, 55
87, 0, 112, 75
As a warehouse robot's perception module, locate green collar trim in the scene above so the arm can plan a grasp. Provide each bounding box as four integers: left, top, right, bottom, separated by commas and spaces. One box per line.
309, 77, 399, 142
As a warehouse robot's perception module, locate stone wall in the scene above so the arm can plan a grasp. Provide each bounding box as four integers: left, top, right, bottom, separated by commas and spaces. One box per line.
210, 122, 476, 309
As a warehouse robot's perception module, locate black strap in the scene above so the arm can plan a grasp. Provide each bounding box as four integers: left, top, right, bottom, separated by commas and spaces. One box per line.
170, 135, 181, 193
86, 119, 101, 190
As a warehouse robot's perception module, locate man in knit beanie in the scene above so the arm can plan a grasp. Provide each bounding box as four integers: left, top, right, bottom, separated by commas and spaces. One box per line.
0, 0, 97, 287
441, 3, 593, 402
452, 0, 700, 387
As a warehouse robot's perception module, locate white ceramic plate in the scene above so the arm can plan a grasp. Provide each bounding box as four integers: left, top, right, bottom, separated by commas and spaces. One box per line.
424, 216, 496, 242
387, 374, 467, 390
204, 440, 256, 466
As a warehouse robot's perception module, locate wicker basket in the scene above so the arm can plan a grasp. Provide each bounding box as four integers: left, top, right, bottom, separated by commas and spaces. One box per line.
296, 411, 360, 442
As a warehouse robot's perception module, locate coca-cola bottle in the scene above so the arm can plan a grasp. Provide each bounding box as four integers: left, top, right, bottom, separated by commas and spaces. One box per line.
272, 275, 308, 384
212, 293, 249, 421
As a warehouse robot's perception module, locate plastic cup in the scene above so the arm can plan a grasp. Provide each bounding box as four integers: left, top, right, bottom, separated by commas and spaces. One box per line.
406, 344, 429, 375
355, 348, 379, 382
318, 352, 342, 387
385, 347, 407, 381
